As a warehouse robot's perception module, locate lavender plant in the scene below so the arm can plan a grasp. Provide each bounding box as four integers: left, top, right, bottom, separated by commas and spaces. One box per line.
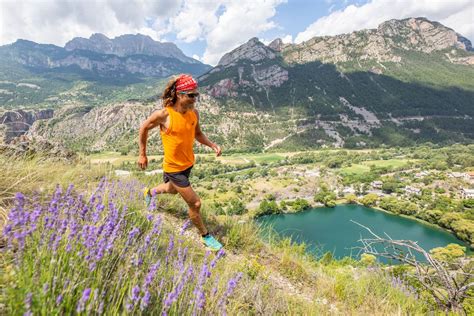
2, 178, 242, 315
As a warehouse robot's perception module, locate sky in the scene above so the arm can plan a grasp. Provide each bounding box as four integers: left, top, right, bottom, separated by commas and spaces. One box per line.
0, 0, 473, 66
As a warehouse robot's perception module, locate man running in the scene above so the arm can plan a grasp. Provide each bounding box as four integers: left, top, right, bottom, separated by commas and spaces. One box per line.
138, 74, 223, 251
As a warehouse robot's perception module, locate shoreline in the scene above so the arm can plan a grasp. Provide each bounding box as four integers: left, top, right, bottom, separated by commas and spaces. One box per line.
262, 200, 474, 252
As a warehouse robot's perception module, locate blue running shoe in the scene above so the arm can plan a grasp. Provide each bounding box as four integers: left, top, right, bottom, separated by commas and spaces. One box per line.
202, 234, 223, 251
143, 187, 152, 208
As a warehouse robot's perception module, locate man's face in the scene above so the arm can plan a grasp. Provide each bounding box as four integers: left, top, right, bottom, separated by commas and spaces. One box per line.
177, 89, 199, 110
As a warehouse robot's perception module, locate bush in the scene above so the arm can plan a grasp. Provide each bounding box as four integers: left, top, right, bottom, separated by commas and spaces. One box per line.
256, 200, 280, 216
292, 198, 311, 212
360, 193, 379, 207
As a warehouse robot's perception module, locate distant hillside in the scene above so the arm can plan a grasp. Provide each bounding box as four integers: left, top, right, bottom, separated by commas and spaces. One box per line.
0, 34, 211, 107
1, 18, 474, 152
197, 17, 474, 149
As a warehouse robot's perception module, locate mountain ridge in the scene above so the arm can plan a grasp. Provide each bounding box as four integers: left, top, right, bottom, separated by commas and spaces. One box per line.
1, 17, 474, 151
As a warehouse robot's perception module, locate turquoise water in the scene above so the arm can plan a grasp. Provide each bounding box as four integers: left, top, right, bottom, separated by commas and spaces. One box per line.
256, 204, 471, 261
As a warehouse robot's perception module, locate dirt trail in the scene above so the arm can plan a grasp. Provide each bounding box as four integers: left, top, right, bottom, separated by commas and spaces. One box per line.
158, 211, 315, 303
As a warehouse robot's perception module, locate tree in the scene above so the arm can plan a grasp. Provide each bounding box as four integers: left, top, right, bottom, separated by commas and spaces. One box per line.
227, 198, 246, 215
360, 193, 378, 207
293, 198, 311, 212
382, 181, 399, 194
344, 193, 358, 204
355, 221, 474, 314
359, 253, 377, 266
430, 244, 466, 263
257, 200, 280, 216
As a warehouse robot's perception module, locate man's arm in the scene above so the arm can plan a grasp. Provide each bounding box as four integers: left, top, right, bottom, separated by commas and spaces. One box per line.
194, 109, 222, 156
138, 109, 167, 169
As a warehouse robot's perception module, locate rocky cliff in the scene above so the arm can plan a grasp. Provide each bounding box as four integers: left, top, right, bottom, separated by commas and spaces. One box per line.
283, 17, 473, 65
65, 33, 197, 64
0, 109, 54, 142
199, 17, 474, 101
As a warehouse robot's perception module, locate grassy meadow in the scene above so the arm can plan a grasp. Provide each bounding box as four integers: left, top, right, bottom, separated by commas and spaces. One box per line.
1, 146, 473, 315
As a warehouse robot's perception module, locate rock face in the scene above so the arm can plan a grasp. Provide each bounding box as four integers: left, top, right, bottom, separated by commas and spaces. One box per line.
199, 17, 473, 103
218, 37, 278, 67
1, 135, 76, 161
28, 102, 155, 151
200, 38, 288, 98
0, 109, 54, 142
65, 33, 197, 63
283, 17, 472, 65
268, 38, 285, 52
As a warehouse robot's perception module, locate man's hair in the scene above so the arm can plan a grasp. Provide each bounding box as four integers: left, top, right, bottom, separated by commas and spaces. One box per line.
162, 77, 180, 107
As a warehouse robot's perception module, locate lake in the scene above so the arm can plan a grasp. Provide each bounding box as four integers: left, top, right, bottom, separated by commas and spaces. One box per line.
256, 204, 471, 261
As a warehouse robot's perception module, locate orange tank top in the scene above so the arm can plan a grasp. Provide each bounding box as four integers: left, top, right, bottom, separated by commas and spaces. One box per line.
160, 106, 197, 173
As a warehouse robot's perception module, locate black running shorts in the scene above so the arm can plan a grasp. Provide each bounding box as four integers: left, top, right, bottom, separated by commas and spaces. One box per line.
163, 165, 193, 188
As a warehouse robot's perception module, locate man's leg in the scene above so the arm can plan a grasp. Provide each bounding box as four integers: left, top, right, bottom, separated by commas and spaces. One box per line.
151, 182, 177, 195
169, 182, 208, 236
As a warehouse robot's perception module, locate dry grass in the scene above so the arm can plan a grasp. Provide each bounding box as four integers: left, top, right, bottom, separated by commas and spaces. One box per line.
0, 153, 111, 230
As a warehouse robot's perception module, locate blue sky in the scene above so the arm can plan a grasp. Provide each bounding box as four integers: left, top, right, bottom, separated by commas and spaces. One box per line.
0, 0, 472, 65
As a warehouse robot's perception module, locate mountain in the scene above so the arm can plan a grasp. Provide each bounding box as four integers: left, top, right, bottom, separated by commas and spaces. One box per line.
1, 34, 210, 79
64, 33, 197, 63
196, 17, 474, 149
2, 17, 474, 152
0, 34, 211, 108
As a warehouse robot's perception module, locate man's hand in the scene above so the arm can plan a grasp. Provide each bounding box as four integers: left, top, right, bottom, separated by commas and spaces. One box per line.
138, 155, 148, 170
212, 144, 222, 157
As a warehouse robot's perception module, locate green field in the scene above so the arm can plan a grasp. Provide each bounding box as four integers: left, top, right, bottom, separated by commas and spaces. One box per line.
340, 159, 416, 175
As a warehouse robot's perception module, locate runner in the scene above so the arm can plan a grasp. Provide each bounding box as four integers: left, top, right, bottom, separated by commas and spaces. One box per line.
138, 74, 223, 251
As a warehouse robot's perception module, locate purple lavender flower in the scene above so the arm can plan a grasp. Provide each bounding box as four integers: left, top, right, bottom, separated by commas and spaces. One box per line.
56, 294, 63, 305
219, 272, 243, 313
143, 260, 161, 288
151, 216, 162, 235
127, 227, 140, 245
211, 277, 219, 297
24, 292, 32, 309
131, 286, 140, 302
162, 265, 194, 313
42, 283, 49, 294
76, 288, 91, 313
210, 248, 225, 268
180, 219, 191, 235
140, 290, 151, 311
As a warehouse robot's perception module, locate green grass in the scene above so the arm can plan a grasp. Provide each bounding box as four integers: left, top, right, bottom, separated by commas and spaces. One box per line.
1, 152, 465, 314
340, 159, 416, 175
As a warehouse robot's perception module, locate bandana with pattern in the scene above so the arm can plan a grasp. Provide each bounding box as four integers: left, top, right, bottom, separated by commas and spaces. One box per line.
175, 74, 198, 92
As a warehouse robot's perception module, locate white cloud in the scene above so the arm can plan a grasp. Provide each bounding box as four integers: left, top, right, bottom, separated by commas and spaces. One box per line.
281, 34, 293, 44
202, 0, 286, 65
168, 0, 223, 43
0, 0, 182, 46
295, 0, 474, 44
0, 0, 285, 66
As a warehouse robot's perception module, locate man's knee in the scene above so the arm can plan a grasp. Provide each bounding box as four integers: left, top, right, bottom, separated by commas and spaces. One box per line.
188, 198, 201, 210
166, 182, 178, 194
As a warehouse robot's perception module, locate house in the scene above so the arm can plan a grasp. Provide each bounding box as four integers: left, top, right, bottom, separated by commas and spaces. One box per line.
371, 181, 383, 189
461, 188, 474, 199
404, 186, 421, 196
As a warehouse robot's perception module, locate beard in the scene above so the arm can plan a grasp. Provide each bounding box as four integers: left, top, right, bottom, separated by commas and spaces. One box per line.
185, 101, 195, 110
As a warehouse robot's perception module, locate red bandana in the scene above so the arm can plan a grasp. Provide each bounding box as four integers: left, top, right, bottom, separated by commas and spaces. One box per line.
175, 74, 198, 92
